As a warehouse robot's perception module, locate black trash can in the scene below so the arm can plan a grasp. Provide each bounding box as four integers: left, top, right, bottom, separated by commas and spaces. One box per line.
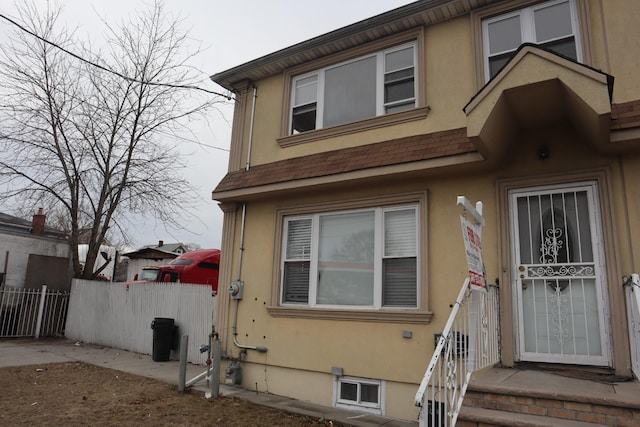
150, 317, 174, 362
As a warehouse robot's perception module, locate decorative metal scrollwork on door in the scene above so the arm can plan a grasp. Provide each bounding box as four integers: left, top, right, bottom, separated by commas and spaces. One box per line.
539, 208, 572, 292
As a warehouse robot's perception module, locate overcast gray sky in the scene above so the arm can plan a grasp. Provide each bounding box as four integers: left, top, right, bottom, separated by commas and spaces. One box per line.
0, 0, 416, 249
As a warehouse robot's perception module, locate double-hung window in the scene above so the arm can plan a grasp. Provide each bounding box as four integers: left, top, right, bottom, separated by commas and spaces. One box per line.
482, 0, 581, 81
281, 205, 418, 308
290, 43, 417, 134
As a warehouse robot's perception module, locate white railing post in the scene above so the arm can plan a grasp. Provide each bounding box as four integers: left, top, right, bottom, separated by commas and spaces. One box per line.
34, 285, 47, 339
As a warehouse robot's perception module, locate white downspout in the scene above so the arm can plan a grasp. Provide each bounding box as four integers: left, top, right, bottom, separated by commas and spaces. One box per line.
246, 85, 257, 171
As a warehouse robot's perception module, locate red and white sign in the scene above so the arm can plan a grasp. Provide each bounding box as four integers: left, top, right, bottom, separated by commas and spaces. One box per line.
460, 216, 486, 290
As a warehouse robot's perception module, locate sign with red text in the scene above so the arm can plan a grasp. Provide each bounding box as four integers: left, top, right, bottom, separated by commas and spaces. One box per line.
460, 216, 486, 291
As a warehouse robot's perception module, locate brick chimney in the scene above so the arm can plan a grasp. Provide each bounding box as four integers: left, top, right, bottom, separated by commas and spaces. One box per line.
32, 208, 46, 236
158, 240, 164, 247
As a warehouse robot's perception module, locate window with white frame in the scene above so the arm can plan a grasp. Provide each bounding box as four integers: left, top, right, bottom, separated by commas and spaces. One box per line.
334, 376, 384, 414
290, 43, 417, 134
281, 205, 418, 308
482, 0, 581, 80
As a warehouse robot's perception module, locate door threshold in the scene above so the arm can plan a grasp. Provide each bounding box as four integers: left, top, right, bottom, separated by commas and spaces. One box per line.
513, 361, 629, 383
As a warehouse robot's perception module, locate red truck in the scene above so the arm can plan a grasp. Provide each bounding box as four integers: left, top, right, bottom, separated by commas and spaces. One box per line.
134, 249, 220, 294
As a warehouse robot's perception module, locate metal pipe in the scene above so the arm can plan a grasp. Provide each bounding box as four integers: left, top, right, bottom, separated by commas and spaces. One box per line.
231, 202, 268, 353
236, 202, 247, 281
232, 298, 267, 352
210, 333, 222, 397
178, 335, 189, 392
246, 85, 257, 171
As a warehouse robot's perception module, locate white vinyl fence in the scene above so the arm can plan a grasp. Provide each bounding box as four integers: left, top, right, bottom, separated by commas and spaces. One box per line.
65, 279, 215, 365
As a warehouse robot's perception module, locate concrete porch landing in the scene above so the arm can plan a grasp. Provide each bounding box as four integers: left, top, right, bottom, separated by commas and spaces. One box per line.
470, 367, 640, 408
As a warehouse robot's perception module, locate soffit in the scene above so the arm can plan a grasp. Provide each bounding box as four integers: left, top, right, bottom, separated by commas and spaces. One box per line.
211, 0, 503, 91
464, 45, 614, 162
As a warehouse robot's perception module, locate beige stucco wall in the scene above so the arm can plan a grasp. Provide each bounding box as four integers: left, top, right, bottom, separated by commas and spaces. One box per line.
236, 15, 476, 168
215, 0, 640, 421
229, 1, 640, 172
597, 0, 640, 103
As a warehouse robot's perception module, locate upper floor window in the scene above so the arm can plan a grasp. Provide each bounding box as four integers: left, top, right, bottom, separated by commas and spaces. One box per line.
281, 204, 418, 308
290, 43, 416, 134
482, 0, 581, 81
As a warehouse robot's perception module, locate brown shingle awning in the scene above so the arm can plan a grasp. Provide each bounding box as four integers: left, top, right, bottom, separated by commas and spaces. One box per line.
213, 128, 476, 200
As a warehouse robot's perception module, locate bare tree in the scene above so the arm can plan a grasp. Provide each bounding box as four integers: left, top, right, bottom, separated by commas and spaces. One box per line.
0, 1, 224, 278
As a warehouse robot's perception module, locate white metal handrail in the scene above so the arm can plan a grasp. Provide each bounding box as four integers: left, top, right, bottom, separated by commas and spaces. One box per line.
624, 273, 640, 379
414, 279, 500, 427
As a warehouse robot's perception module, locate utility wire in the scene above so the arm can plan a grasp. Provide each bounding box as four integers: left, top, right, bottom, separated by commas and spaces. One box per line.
158, 130, 230, 152
0, 12, 235, 101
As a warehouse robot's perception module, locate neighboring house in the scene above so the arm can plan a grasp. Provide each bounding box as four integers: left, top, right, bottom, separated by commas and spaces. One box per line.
141, 240, 187, 255
211, 0, 640, 423
0, 209, 71, 291
122, 241, 185, 281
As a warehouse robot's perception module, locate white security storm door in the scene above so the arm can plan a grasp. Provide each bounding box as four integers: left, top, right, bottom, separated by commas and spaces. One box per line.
509, 183, 611, 366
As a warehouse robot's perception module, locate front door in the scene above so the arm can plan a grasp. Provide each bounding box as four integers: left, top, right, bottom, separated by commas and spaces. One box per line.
509, 182, 611, 366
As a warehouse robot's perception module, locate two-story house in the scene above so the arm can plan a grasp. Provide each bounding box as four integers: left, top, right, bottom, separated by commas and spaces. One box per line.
211, 0, 640, 424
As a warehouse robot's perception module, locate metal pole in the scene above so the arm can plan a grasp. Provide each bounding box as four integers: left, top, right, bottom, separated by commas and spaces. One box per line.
211, 334, 221, 398
178, 335, 189, 392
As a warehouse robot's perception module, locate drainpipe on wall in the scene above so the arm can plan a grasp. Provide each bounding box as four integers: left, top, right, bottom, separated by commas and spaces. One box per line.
245, 85, 257, 171
230, 202, 267, 353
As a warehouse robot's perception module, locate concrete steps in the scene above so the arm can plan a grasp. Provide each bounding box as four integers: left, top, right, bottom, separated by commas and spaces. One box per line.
456, 367, 640, 427
458, 407, 602, 427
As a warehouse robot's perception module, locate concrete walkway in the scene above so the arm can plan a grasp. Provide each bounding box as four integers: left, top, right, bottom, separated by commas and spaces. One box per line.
0, 338, 416, 427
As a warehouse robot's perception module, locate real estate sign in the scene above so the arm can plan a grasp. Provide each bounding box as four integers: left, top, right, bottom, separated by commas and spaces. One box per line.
460, 215, 486, 291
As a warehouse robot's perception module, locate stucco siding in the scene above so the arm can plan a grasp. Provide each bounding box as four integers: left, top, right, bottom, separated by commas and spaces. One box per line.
212, 0, 640, 420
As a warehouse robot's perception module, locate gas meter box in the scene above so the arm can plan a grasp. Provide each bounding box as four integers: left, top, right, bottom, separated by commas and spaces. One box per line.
224, 361, 242, 385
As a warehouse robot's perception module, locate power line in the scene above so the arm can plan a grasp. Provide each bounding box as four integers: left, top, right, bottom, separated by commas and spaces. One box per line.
159, 130, 230, 152
0, 12, 236, 101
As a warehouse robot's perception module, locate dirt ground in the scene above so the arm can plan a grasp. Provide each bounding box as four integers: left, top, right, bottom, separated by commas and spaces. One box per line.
0, 362, 341, 426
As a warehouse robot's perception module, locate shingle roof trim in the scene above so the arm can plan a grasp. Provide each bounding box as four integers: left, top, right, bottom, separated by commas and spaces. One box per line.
213, 128, 473, 194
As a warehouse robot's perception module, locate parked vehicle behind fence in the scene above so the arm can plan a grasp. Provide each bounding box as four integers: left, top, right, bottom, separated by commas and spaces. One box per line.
133, 249, 220, 295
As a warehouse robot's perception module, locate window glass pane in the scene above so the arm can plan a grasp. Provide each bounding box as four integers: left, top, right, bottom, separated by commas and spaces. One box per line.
534, 1, 572, 42
488, 15, 522, 54
383, 258, 417, 307
385, 47, 413, 72
323, 56, 376, 128
317, 211, 374, 305
384, 209, 416, 257
386, 103, 414, 114
540, 37, 576, 60
488, 53, 512, 79
360, 384, 379, 404
385, 69, 414, 104
283, 261, 310, 303
291, 103, 317, 134
286, 218, 311, 260
294, 75, 317, 106
573, 190, 593, 262
340, 382, 358, 401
